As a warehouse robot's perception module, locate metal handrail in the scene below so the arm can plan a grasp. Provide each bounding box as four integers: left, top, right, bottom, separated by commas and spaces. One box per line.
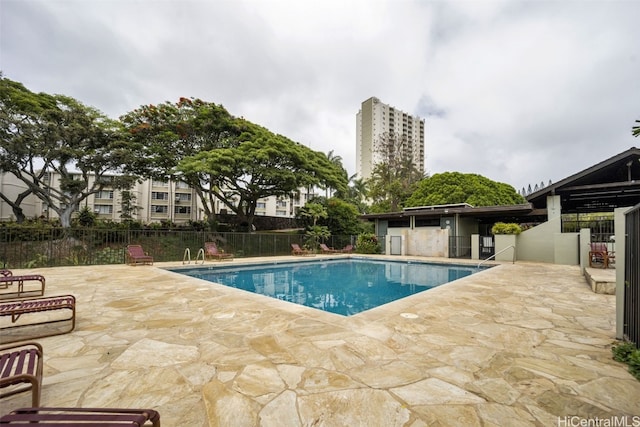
478, 245, 515, 269
182, 248, 191, 265
195, 248, 205, 265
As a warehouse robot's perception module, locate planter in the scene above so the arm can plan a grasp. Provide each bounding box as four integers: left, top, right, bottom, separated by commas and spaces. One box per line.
494, 234, 517, 262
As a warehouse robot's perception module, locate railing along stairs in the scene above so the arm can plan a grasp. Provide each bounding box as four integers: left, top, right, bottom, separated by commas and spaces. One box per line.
477, 245, 515, 269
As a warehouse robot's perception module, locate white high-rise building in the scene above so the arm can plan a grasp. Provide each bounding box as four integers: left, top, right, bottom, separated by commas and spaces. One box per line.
356, 97, 425, 180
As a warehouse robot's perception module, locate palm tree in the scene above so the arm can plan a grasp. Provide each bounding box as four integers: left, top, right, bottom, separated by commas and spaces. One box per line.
325, 150, 348, 198
633, 119, 640, 137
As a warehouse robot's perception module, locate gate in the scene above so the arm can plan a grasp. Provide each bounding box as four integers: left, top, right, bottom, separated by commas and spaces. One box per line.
624, 204, 640, 347
479, 235, 495, 258
449, 236, 471, 259
390, 236, 402, 255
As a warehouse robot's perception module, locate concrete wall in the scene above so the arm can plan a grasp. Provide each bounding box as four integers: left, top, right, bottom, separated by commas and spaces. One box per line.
407, 228, 449, 257
387, 227, 448, 257
494, 234, 517, 261
513, 216, 579, 265
553, 232, 579, 265
515, 216, 559, 263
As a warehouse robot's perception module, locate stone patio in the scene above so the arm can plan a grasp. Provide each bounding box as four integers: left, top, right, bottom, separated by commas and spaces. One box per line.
1, 256, 639, 426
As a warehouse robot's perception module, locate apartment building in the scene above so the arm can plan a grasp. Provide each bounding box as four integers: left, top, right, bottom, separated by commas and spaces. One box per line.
356, 97, 425, 180
0, 172, 316, 223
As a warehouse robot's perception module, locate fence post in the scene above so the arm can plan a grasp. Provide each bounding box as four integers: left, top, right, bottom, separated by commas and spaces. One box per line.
615, 207, 628, 340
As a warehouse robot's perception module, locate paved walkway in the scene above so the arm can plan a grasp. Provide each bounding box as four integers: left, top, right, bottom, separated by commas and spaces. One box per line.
2, 257, 638, 426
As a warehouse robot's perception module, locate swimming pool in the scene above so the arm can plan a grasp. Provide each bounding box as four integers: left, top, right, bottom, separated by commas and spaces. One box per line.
170, 258, 484, 316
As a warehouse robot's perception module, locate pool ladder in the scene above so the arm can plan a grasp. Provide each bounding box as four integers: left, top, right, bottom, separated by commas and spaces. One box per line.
182, 247, 205, 265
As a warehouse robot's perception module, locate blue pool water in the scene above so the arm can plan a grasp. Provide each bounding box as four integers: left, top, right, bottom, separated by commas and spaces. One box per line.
170, 259, 483, 316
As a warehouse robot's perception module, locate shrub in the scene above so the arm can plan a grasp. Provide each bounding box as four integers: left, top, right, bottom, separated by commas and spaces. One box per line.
356, 233, 381, 254
628, 350, 640, 380
612, 341, 636, 363
491, 222, 522, 235
612, 341, 640, 381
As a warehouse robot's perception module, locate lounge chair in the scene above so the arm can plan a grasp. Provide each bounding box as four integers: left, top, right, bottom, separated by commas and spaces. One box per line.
204, 242, 234, 261
291, 243, 314, 256
0, 295, 76, 344
126, 245, 154, 266
589, 242, 614, 268
319, 243, 340, 254
340, 244, 354, 254
0, 407, 160, 426
0, 342, 43, 407
0, 270, 46, 299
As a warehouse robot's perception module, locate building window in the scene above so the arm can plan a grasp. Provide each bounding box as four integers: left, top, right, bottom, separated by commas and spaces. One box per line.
276, 210, 287, 216
257, 202, 266, 209
94, 205, 113, 214
98, 176, 114, 184
175, 193, 191, 202
152, 205, 168, 214
95, 190, 114, 199
415, 218, 440, 227
152, 192, 169, 200
388, 219, 410, 228
176, 181, 190, 189
152, 179, 169, 187
175, 206, 191, 214
276, 200, 287, 208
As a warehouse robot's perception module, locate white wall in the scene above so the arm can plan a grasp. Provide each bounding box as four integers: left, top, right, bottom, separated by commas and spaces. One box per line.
402, 227, 449, 257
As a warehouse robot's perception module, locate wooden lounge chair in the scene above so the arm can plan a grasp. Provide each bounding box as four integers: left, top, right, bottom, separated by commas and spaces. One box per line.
0, 295, 76, 344
126, 245, 154, 266
0, 342, 43, 407
204, 242, 234, 261
291, 243, 314, 256
319, 243, 340, 254
0, 270, 46, 299
0, 407, 160, 426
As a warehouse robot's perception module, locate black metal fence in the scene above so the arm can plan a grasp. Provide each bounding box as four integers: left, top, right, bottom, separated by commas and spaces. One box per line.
562, 216, 614, 235
624, 204, 640, 348
0, 227, 355, 269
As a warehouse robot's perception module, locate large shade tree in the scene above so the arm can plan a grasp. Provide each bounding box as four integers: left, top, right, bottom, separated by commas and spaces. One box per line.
0, 76, 54, 222
405, 172, 526, 208
0, 76, 138, 226
178, 120, 347, 231
120, 97, 237, 227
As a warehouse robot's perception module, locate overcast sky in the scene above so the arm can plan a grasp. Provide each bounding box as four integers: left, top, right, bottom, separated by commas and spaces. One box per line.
2, 0, 639, 192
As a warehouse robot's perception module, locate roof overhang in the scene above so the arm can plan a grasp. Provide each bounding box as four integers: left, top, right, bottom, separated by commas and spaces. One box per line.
361, 203, 546, 222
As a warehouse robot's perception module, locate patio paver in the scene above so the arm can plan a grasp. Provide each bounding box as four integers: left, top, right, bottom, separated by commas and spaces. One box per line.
1, 257, 638, 426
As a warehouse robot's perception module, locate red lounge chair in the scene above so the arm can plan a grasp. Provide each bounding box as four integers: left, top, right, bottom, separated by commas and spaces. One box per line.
204, 242, 234, 261
0, 407, 160, 426
0, 342, 43, 407
291, 244, 313, 256
340, 244, 354, 253
0, 295, 76, 344
319, 243, 340, 254
126, 245, 154, 266
0, 270, 45, 299
589, 242, 614, 268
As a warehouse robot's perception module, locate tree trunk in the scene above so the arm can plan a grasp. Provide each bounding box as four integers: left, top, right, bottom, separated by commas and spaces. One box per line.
11, 205, 26, 223
59, 206, 75, 228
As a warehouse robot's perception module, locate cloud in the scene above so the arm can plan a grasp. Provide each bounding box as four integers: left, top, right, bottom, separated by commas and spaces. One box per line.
1, 0, 639, 192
